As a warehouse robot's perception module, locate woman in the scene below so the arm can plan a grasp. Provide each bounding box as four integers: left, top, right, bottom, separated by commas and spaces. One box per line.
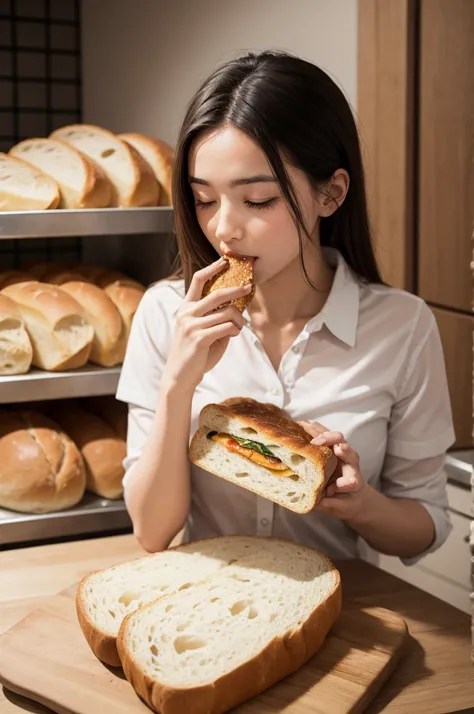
116, 51, 454, 563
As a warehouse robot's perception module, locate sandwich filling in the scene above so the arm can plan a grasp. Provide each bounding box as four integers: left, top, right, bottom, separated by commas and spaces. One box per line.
208, 431, 299, 480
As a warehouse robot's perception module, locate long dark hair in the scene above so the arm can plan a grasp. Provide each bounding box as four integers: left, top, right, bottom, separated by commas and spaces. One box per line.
171, 50, 383, 289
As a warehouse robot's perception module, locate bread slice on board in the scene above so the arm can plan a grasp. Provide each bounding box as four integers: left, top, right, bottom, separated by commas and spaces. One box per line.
50, 124, 159, 207
76, 535, 340, 679
119, 133, 174, 205
9, 138, 113, 209
116, 537, 340, 714
1, 281, 94, 371
0, 293, 33, 375
0, 153, 60, 211
189, 397, 337, 514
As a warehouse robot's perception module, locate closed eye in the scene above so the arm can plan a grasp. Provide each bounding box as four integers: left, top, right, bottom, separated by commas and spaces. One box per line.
195, 198, 278, 210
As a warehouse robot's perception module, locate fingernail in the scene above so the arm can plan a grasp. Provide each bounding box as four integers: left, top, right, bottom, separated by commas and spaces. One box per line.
311, 435, 326, 445
243, 283, 253, 292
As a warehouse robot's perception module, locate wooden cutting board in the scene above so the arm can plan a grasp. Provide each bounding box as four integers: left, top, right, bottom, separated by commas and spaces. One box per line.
0, 584, 408, 714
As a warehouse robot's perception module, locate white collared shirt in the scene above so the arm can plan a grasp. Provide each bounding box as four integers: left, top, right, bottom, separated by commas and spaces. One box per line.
116, 249, 455, 565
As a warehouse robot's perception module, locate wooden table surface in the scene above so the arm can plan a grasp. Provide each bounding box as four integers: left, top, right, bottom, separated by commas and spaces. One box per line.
0, 533, 473, 714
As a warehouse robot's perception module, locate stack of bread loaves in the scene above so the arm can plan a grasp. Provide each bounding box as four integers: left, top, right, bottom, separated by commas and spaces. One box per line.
3, 124, 174, 210
0, 264, 146, 375
0, 396, 128, 514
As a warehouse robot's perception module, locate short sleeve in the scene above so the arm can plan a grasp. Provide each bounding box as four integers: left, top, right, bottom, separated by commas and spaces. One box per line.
115, 282, 180, 411
387, 304, 455, 459
381, 304, 456, 565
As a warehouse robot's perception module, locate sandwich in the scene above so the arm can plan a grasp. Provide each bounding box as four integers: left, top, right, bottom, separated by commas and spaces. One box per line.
189, 397, 337, 513
202, 253, 255, 313
77, 534, 341, 714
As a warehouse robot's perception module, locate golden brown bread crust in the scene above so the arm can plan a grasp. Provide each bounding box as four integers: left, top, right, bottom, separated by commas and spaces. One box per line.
50, 401, 126, 499
199, 396, 335, 476
116, 542, 341, 714
119, 132, 174, 205
202, 256, 255, 313
0, 410, 86, 513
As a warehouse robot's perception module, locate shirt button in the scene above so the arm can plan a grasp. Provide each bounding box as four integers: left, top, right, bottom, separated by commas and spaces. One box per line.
270, 387, 280, 396
292, 344, 300, 353
260, 518, 269, 527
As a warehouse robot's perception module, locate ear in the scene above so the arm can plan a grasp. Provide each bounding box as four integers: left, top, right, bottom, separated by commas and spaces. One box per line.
317, 169, 350, 218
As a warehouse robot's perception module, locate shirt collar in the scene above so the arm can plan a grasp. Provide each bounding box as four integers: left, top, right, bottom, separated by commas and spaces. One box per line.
305, 248, 360, 347
243, 248, 360, 348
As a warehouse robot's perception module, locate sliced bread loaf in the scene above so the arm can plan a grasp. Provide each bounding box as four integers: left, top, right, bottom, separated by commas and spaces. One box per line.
50, 124, 159, 207
9, 138, 113, 208
117, 538, 340, 714
0, 153, 60, 211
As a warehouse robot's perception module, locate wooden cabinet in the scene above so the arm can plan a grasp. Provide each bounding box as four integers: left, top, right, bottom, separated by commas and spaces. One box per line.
418, 0, 474, 312
432, 308, 473, 449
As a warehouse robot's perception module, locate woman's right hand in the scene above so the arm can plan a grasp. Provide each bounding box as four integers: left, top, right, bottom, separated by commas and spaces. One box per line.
162, 257, 252, 394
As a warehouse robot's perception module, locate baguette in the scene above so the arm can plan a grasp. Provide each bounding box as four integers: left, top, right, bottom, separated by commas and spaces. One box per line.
50, 124, 159, 207
118, 537, 340, 714
51, 401, 126, 500
0, 410, 86, 513
119, 133, 174, 205
189, 398, 337, 514
1, 281, 94, 371
76, 535, 340, 681
0, 293, 33, 375
9, 138, 113, 209
0, 153, 60, 211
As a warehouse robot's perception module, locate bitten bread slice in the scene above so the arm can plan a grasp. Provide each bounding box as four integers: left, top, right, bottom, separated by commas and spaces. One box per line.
50, 124, 159, 207
9, 138, 113, 208
0, 153, 60, 211
189, 398, 337, 513
117, 538, 340, 714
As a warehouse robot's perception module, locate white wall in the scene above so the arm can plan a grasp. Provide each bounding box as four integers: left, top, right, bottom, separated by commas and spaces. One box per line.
81, 0, 358, 147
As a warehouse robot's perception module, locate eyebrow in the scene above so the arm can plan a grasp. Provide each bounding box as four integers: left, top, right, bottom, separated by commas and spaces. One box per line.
189, 174, 276, 187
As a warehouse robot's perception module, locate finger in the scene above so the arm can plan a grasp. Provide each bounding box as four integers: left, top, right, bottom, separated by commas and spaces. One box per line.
333, 442, 359, 469
311, 430, 345, 447
196, 305, 245, 331
185, 258, 228, 302
318, 494, 351, 512
198, 321, 241, 346
332, 472, 360, 493
297, 420, 329, 439
193, 283, 253, 316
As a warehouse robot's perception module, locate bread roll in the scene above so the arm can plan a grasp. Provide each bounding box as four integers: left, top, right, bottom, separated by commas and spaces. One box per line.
51, 402, 126, 499
28, 261, 70, 281
0, 410, 86, 513
1, 281, 94, 371
50, 124, 159, 207
0, 294, 33, 375
9, 138, 113, 209
0, 270, 34, 290
84, 396, 128, 440
41, 275, 127, 367
0, 153, 60, 211
119, 133, 174, 205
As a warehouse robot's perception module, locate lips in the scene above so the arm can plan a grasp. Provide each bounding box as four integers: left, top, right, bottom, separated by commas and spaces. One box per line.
222, 250, 255, 264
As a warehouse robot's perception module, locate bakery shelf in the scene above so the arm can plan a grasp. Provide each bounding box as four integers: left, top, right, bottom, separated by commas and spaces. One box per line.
0, 365, 121, 404
0, 494, 132, 546
0, 206, 174, 239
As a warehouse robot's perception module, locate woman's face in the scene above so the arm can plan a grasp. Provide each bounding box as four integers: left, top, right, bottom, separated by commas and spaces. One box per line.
188, 125, 323, 286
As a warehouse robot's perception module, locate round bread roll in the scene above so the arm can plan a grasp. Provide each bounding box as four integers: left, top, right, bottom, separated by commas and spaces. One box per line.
51, 402, 126, 500
0, 410, 86, 513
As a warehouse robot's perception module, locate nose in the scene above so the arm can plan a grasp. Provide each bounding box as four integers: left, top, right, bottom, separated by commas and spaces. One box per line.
214, 201, 243, 243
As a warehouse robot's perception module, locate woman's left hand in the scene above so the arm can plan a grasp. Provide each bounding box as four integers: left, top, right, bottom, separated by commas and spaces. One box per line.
298, 422, 370, 524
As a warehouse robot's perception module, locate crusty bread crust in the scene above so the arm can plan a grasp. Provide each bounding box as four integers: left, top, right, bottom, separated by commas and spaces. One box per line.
202, 256, 255, 313
116, 541, 341, 714
192, 397, 337, 498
